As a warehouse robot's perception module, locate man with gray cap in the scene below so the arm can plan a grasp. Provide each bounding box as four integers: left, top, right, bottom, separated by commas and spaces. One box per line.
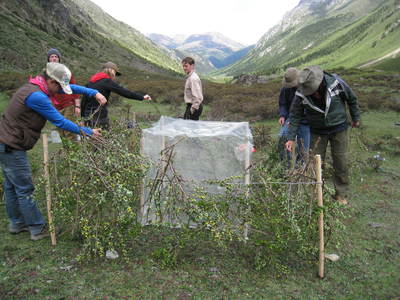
0, 62, 106, 241
285, 66, 360, 204
278, 67, 310, 166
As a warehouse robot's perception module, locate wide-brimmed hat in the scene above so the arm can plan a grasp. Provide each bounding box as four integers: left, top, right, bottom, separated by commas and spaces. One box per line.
282, 67, 299, 88
103, 61, 121, 76
46, 62, 72, 94
298, 66, 324, 96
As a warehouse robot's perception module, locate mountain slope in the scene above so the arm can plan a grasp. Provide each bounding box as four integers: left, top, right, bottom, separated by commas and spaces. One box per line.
216, 0, 397, 75
70, 0, 180, 73
148, 32, 251, 73
0, 0, 180, 76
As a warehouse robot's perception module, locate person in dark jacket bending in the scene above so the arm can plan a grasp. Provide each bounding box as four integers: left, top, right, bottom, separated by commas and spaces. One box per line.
81, 62, 152, 129
285, 66, 360, 205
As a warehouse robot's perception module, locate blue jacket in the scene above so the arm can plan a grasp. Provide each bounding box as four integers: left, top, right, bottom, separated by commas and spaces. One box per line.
26, 84, 98, 135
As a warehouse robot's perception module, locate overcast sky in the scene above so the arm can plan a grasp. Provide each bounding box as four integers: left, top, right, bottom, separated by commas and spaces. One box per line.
90, 0, 300, 45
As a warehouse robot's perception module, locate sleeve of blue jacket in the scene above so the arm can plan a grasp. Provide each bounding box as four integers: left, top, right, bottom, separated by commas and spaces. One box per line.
25, 85, 99, 135
278, 88, 289, 119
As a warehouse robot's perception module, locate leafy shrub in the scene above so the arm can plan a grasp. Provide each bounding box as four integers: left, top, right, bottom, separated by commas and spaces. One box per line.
35, 123, 148, 260
31, 115, 350, 276
0, 71, 28, 94
140, 137, 348, 272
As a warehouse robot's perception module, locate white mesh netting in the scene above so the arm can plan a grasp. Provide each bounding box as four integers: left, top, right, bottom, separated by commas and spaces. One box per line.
140, 116, 253, 225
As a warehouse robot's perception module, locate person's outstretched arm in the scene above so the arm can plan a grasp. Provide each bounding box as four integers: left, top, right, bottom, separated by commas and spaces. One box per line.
26, 90, 103, 136
105, 80, 151, 101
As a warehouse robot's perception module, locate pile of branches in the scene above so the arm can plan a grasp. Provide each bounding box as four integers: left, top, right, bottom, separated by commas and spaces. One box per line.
35, 124, 347, 271
35, 122, 147, 260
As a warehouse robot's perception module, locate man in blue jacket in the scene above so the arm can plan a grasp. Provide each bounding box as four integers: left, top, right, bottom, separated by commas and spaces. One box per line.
0, 62, 106, 240
278, 67, 310, 166
285, 66, 360, 205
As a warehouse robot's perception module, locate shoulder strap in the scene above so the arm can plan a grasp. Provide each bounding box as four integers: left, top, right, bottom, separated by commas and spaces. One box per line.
333, 73, 352, 102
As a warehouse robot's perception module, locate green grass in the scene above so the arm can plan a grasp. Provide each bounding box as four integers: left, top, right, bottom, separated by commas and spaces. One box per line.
0, 110, 399, 299
373, 56, 400, 72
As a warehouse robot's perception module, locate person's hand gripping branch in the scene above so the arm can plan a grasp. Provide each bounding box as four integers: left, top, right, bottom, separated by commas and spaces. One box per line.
95, 93, 107, 106
285, 140, 294, 152
143, 94, 152, 101
92, 128, 102, 137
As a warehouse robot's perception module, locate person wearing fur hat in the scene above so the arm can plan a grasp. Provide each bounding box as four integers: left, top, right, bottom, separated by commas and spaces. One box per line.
47, 48, 81, 141
285, 66, 360, 205
0, 62, 106, 241
81, 61, 152, 129
278, 67, 310, 166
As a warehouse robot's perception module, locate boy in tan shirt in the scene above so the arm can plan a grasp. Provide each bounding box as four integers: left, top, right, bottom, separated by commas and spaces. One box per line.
182, 57, 203, 120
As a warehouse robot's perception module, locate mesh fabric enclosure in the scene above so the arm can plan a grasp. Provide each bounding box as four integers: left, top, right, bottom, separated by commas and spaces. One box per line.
140, 116, 253, 226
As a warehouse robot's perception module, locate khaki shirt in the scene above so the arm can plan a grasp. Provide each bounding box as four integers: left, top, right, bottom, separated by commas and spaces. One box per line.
184, 71, 203, 110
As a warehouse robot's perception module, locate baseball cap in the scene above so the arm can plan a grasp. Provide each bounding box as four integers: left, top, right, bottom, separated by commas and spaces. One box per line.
103, 61, 121, 76
46, 62, 72, 94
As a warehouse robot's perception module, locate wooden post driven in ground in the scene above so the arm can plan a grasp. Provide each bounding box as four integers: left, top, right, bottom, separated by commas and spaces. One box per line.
291, 137, 297, 170
42, 134, 56, 245
139, 136, 145, 221
243, 137, 251, 240
315, 154, 324, 278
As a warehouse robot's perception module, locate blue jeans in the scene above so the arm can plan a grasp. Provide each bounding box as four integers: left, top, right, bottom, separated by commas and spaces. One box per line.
0, 143, 45, 235
279, 121, 310, 166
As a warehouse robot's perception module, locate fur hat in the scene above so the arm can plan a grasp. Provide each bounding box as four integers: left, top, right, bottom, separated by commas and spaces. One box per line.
298, 66, 324, 96
47, 48, 61, 62
282, 67, 299, 88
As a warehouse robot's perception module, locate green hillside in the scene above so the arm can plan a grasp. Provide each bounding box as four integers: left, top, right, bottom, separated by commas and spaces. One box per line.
216, 0, 398, 76
286, 1, 400, 70
70, 0, 181, 73
0, 0, 181, 77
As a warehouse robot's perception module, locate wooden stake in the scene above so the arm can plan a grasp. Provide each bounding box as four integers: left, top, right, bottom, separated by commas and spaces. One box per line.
291, 137, 297, 170
139, 136, 145, 223
43, 134, 56, 245
243, 137, 251, 240
315, 154, 324, 278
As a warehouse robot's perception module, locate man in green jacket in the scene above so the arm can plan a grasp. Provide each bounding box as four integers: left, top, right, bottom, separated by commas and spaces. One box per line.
285, 66, 360, 204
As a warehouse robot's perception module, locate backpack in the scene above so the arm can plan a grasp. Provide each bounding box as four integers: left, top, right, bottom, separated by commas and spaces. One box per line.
332, 73, 354, 102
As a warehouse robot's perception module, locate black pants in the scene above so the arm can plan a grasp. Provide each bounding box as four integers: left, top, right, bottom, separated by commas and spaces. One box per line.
183, 103, 203, 120
83, 106, 109, 130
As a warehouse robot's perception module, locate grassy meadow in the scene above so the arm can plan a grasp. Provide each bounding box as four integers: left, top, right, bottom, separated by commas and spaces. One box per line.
0, 69, 399, 299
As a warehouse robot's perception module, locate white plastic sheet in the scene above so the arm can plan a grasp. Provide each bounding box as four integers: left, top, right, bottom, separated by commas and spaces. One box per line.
140, 116, 253, 225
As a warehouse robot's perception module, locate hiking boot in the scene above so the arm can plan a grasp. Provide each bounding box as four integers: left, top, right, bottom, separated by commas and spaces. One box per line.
335, 195, 348, 205
31, 225, 61, 241
8, 224, 29, 234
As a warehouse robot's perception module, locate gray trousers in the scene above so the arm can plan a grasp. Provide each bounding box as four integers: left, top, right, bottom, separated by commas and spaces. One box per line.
310, 129, 349, 197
